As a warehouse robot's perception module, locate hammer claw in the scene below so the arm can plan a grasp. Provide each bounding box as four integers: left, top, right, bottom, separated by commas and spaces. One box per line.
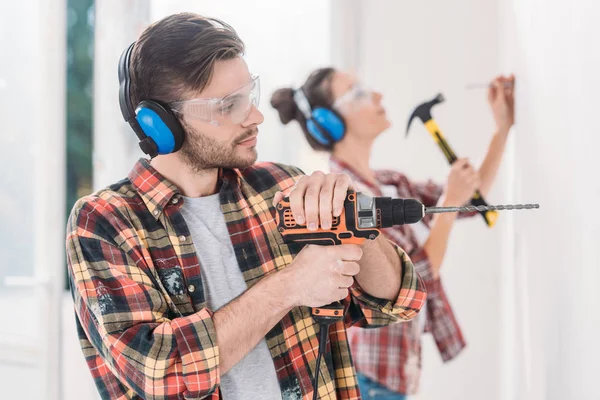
405, 93, 446, 137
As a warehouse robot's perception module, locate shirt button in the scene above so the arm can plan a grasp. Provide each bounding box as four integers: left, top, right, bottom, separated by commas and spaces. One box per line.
188, 284, 196, 293
153, 210, 159, 216
179, 235, 186, 242
171, 197, 179, 205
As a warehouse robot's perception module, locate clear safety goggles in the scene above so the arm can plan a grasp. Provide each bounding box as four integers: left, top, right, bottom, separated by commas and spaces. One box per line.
172, 75, 260, 125
332, 83, 373, 110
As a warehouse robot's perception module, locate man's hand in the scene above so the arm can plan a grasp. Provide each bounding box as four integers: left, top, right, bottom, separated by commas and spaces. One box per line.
278, 244, 363, 308
272, 171, 353, 231
444, 158, 480, 206
488, 74, 515, 135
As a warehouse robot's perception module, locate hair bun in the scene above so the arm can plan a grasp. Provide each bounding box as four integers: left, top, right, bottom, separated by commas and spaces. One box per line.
270, 88, 299, 125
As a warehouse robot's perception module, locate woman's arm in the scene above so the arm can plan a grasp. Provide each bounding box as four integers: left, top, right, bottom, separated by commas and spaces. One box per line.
478, 74, 515, 197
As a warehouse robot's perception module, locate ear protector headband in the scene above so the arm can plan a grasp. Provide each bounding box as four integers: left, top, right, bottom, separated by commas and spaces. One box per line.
293, 88, 345, 146
118, 42, 185, 158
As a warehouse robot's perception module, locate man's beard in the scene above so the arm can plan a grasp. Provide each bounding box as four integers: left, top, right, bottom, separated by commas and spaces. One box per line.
179, 125, 258, 172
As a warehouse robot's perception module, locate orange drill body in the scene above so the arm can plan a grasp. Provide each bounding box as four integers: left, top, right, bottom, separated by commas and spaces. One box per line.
275, 190, 381, 245
275, 190, 383, 326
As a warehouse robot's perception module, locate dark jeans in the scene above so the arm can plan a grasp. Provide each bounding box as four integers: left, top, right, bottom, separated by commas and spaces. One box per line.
357, 373, 407, 400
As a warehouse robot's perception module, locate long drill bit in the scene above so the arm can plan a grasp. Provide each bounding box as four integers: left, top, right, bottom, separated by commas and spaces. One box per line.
425, 203, 539, 214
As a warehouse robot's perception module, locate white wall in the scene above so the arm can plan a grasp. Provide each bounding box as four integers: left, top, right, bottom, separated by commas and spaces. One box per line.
501, 0, 600, 399
353, 1, 507, 399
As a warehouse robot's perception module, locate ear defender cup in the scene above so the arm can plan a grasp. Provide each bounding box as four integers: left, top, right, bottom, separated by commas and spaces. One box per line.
307, 107, 346, 146
135, 101, 185, 155
118, 42, 185, 158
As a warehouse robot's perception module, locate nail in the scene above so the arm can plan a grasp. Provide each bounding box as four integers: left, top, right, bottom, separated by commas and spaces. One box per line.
322, 222, 331, 230
308, 223, 317, 231
296, 215, 305, 225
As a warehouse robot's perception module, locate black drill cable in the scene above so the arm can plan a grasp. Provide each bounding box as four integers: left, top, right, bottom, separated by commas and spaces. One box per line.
312, 322, 331, 400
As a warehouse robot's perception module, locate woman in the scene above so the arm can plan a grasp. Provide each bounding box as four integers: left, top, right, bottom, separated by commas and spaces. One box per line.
271, 68, 514, 399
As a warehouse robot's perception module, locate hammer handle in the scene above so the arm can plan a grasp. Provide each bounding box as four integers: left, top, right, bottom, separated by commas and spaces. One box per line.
423, 120, 498, 227
469, 190, 498, 227
424, 120, 458, 163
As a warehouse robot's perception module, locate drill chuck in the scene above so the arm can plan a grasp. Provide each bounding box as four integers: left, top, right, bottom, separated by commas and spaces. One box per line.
374, 197, 425, 227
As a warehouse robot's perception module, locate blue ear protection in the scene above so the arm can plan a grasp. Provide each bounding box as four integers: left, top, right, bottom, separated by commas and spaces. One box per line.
118, 42, 184, 158
293, 89, 345, 146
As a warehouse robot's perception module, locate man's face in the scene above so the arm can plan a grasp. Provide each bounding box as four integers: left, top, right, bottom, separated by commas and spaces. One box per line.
177, 57, 264, 171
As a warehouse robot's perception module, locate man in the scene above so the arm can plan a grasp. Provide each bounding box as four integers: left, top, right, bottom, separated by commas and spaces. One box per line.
66, 13, 426, 400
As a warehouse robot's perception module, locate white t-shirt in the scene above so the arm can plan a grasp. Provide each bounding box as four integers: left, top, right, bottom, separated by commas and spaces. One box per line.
180, 194, 282, 400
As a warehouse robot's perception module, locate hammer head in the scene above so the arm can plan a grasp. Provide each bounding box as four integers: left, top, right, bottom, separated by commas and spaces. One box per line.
406, 93, 445, 137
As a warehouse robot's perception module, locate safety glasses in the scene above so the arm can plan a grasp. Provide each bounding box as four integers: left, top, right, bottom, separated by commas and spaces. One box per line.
172, 75, 260, 125
332, 82, 373, 110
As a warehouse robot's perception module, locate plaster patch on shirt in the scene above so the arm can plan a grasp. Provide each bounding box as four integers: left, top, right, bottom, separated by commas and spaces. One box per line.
281, 376, 302, 400
91, 283, 115, 315
157, 267, 185, 296
282, 386, 302, 400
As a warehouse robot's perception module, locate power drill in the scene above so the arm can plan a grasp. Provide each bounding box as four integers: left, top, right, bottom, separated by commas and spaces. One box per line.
275, 190, 538, 400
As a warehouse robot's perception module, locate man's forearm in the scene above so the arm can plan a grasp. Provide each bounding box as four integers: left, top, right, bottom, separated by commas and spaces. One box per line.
354, 236, 402, 301
478, 131, 509, 197
213, 271, 293, 374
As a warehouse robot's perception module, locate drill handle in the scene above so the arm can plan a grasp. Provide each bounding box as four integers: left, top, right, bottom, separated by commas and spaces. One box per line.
311, 301, 346, 324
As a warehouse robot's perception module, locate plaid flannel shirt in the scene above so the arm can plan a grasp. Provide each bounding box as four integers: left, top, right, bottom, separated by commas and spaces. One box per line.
331, 158, 471, 395
66, 158, 427, 400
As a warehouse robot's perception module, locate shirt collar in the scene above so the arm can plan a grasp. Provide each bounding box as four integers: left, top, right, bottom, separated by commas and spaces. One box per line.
128, 159, 180, 219
128, 158, 239, 219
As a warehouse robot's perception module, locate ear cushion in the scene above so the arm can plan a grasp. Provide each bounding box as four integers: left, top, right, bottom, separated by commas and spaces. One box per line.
135, 101, 185, 155
311, 108, 346, 145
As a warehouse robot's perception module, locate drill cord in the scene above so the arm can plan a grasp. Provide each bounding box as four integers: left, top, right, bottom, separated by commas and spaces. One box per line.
312, 323, 330, 400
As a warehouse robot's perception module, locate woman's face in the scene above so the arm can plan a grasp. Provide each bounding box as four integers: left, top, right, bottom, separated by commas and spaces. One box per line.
330, 71, 391, 142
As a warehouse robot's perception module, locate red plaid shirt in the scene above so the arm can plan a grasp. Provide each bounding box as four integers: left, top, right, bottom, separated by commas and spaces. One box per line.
331, 158, 470, 395
66, 158, 427, 400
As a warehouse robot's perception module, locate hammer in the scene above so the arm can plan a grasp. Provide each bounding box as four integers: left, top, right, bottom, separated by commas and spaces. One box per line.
406, 93, 498, 227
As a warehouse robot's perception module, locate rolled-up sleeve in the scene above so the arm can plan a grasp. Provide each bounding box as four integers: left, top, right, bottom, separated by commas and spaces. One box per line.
67, 200, 220, 399
345, 242, 427, 328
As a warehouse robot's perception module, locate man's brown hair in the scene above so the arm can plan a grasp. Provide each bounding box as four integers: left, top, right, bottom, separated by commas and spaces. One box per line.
130, 13, 245, 107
